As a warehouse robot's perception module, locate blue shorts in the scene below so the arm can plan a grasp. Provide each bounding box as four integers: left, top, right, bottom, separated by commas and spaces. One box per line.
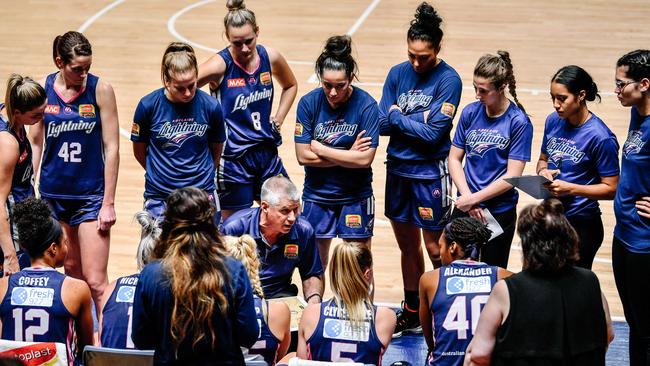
145, 191, 221, 225
43, 196, 103, 226
302, 196, 374, 239
217, 144, 288, 210
3, 197, 33, 274
384, 173, 451, 231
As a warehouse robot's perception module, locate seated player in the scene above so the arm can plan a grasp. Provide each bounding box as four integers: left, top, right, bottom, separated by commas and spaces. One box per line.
224, 235, 291, 365
99, 211, 160, 349
297, 241, 396, 365
0, 198, 93, 363
419, 217, 512, 366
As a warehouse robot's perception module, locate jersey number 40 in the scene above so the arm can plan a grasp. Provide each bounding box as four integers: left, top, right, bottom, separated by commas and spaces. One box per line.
442, 295, 489, 340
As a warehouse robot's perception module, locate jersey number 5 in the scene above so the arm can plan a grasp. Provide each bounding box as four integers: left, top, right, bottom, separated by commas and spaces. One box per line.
58, 142, 82, 163
330, 342, 357, 362
13, 308, 49, 342
442, 295, 489, 340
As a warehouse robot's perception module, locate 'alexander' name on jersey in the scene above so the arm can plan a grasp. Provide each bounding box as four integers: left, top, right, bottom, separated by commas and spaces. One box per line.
466, 129, 509, 157
158, 119, 208, 147
546, 137, 585, 163
314, 119, 358, 145
46, 120, 96, 138
231, 88, 273, 113
397, 90, 433, 114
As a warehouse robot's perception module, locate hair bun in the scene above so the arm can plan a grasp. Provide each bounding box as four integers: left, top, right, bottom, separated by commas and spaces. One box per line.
226, 0, 246, 11
323, 35, 352, 58
413, 2, 442, 29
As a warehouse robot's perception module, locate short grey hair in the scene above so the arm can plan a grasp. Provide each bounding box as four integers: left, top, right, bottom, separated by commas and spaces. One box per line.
260, 176, 300, 207
134, 211, 161, 270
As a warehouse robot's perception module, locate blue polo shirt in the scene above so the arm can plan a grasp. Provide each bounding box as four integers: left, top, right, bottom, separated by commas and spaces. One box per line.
221, 207, 323, 298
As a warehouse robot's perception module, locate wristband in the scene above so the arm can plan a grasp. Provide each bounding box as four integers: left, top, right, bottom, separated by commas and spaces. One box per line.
305, 293, 322, 302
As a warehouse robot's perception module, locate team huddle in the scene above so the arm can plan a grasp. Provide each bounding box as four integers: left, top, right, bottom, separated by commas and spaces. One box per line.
0, 0, 649, 365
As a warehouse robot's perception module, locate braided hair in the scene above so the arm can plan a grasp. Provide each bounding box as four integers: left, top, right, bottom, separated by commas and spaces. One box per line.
474, 50, 526, 114
444, 217, 491, 261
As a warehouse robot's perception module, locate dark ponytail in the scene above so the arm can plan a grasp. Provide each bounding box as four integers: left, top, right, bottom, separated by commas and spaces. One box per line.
52, 31, 92, 66
407, 2, 443, 48
315, 35, 358, 81
551, 65, 601, 103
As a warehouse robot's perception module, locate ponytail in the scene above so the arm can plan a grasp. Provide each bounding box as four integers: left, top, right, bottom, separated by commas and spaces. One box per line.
4, 74, 46, 129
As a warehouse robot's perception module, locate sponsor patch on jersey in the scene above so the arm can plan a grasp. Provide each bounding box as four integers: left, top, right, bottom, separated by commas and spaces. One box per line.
248, 76, 257, 86
418, 207, 434, 220
284, 244, 299, 259
294, 123, 303, 136
44, 105, 60, 114
440, 102, 456, 118
116, 285, 136, 303
227, 78, 246, 88
79, 104, 96, 118
446, 276, 492, 295
11, 287, 54, 307
323, 318, 370, 342
432, 188, 442, 198
63, 106, 74, 115
18, 150, 28, 164
260, 72, 271, 85
131, 122, 140, 137
345, 214, 362, 228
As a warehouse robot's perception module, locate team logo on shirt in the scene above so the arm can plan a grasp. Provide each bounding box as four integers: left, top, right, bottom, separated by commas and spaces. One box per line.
446, 276, 492, 295
116, 285, 136, 303
546, 137, 585, 164
63, 106, 74, 115
248, 76, 257, 85
314, 119, 358, 145
44, 105, 60, 114
623, 130, 645, 157
227, 78, 246, 88
295, 123, 303, 136
465, 129, 510, 157
131, 122, 140, 137
284, 244, 299, 259
158, 120, 209, 148
418, 207, 434, 220
396, 90, 433, 114
46, 120, 97, 138
441, 102, 456, 118
345, 214, 362, 228
260, 72, 272, 85
231, 89, 273, 112
11, 287, 54, 307
79, 104, 96, 118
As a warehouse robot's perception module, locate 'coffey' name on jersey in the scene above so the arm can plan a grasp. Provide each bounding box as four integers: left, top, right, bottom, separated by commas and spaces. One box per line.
17, 277, 50, 287
443, 266, 494, 277
231, 89, 273, 113
46, 120, 96, 138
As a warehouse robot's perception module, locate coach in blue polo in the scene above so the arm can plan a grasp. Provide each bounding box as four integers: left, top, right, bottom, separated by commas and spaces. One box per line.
222, 176, 324, 304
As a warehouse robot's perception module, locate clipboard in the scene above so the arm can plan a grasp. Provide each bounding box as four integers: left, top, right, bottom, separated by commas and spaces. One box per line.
504, 175, 553, 199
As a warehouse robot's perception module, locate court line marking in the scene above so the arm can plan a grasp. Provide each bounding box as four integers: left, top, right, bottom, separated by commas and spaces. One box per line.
167, 0, 312, 67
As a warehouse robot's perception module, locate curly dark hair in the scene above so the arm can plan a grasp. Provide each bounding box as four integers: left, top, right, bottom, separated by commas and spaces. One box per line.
517, 199, 579, 274
444, 217, 492, 260
407, 2, 443, 48
12, 198, 61, 258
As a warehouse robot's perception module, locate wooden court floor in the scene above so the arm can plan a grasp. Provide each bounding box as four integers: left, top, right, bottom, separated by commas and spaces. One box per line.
1, 0, 648, 318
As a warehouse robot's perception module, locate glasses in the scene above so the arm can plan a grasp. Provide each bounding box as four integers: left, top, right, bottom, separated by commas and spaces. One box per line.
615, 79, 638, 93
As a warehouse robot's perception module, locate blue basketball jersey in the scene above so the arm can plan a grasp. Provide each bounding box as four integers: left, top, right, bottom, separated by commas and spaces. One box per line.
452, 101, 533, 214
379, 60, 462, 179
0, 106, 34, 204
131, 88, 225, 200
541, 112, 620, 218
0, 268, 74, 361
429, 261, 498, 366
295, 87, 380, 204
40, 73, 104, 199
215, 45, 275, 158
100, 274, 139, 349
615, 107, 650, 252
246, 296, 280, 365
307, 299, 384, 365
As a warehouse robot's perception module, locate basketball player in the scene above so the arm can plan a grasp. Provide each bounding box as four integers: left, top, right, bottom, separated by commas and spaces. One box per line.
295, 35, 379, 269
29, 31, 119, 310
131, 42, 225, 223
419, 217, 511, 366
448, 51, 532, 268
379, 2, 462, 336
297, 242, 396, 365
198, 0, 298, 220
0, 75, 47, 275
0, 198, 93, 363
